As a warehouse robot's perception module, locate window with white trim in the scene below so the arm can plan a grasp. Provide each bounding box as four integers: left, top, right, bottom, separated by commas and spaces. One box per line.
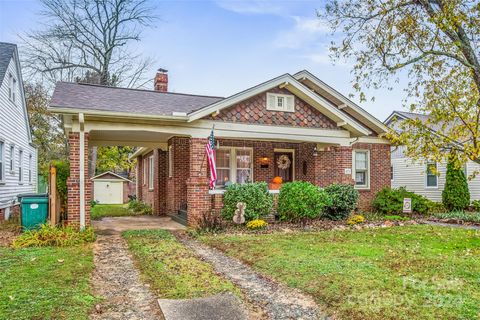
148, 156, 154, 190
8, 73, 12, 100
353, 150, 369, 188
18, 149, 23, 182
266, 92, 295, 112
168, 145, 173, 178
9, 145, 14, 172
215, 148, 253, 187
426, 161, 437, 187
0, 141, 4, 182
143, 158, 147, 185
29, 154, 33, 183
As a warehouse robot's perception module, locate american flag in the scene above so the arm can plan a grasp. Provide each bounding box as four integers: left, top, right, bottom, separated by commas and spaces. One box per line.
205, 128, 217, 189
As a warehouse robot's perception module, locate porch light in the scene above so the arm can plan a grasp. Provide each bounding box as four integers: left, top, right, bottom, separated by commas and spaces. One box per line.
260, 156, 269, 168
313, 147, 318, 157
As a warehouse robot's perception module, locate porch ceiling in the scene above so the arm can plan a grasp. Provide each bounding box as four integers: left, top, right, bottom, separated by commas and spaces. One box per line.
88, 130, 173, 147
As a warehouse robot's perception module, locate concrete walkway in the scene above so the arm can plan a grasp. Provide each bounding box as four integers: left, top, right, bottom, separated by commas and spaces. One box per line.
92, 215, 185, 235
90, 216, 185, 320
180, 237, 328, 320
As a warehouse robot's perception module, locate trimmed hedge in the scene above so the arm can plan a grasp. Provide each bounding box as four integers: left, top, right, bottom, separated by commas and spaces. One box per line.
222, 182, 273, 222
372, 187, 432, 215
324, 184, 359, 220
277, 181, 331, 222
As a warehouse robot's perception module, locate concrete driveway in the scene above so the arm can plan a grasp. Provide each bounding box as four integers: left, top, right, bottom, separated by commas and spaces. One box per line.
92, 215, 186, 235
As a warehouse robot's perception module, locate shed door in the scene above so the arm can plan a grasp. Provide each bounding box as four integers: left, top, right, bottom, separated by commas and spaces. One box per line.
94, 181, 123, 204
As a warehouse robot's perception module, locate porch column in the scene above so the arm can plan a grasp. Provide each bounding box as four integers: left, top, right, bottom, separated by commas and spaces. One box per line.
66, 131, 91, 228
186, 138, 211, 227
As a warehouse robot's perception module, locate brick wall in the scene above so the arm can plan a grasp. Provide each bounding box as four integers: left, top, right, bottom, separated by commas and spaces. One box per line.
352, 142, 391, 210
206, 87, 340, 129
66, 132, 91, 227
136, 149, 168, 215
187, 138, 211, 226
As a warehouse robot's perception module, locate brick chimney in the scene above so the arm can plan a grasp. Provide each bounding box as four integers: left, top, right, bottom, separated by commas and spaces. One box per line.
154, 68, 168, 92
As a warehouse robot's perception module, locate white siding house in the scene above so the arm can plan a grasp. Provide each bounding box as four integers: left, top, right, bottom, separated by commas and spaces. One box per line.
0, 42, 37, 220
387, 111, 480, 202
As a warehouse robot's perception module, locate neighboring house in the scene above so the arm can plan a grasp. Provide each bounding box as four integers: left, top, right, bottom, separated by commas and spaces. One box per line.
91, 171, 134, 204
0, 42, 37, 220
49, 69, 390, 227
385, 110, 480, 202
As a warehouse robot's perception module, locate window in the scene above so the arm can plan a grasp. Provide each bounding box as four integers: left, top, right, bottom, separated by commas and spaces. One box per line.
143, 158, 147, 185
266, 92, 294, 112
353, 150, 369, 188
9, 145, 14, 172
168, 145, 173, 178
29, 154, 33, 183
0, 141, 4, 182
18, 150, 23, 182
12, 77, 16, 102
8, 74, 12, 100
426, 161, 437, 187
215, 148, 253, 187
148, 156, 154, 190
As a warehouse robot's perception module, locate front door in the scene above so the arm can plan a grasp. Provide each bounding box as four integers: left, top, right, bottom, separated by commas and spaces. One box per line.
274, 152, 294, 182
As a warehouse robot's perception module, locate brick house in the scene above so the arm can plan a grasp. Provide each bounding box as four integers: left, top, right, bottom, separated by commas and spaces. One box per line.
49, 70, 390, 228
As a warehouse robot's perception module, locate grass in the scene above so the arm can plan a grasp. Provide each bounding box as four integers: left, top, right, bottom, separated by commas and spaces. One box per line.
201, 225, 480, 320
433, 211, 480, 223
0, 245, 96, 319
91, 204, 131, 220
123, 229, 239, 299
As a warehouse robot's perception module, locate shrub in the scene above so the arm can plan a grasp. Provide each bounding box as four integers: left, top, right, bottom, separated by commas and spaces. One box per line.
246, 219, 268, 230
324, 184, 359, 220
277, 181, 331, 222
128, 200, 153, 215
472, 200, 480, 212
346, 214, 365, 225
222, 182, 273, 222
442, 156, 470, 211
372, 187, 432, 215
427, 202, 446, 214
13, 224, 95, 248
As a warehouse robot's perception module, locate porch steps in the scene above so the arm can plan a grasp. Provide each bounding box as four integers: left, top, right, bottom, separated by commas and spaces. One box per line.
169, 209, 187, 226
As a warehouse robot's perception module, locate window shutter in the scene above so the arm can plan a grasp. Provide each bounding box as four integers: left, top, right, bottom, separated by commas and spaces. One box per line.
267, 93, 276, 110
286, 96, 294, 112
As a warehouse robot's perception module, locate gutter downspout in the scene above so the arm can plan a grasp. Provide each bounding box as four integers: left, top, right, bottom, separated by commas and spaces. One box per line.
79, 113, 85, 230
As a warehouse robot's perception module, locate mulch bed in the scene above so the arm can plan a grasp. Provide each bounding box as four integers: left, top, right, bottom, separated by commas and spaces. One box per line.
205, 218, 421, 236
0, 220, 21, 247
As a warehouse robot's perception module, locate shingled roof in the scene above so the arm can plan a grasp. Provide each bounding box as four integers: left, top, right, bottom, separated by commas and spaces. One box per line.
50, 82, 224, 116
0, 42, 16, 86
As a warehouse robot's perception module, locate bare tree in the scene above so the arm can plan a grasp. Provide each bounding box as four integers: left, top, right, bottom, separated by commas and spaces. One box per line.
22, 0, 157, 88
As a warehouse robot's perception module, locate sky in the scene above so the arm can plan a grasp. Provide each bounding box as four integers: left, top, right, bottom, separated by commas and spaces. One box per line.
0, 0, 410, 121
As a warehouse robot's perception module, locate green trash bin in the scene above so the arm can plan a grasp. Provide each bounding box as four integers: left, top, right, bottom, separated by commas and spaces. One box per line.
19, 194, 49, 230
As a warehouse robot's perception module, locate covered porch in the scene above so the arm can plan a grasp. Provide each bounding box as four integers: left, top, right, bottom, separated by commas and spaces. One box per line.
62, 112, 380, 228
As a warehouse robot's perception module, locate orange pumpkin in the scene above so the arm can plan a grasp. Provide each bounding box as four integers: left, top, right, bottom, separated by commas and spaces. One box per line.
272, 176, 283, 184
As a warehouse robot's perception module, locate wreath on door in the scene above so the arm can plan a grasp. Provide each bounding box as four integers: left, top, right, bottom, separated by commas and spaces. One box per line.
277, 155, 291, 170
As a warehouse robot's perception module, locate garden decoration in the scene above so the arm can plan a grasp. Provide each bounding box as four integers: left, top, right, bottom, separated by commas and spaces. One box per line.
233, 202, 246, 224
277, 155, 291, 170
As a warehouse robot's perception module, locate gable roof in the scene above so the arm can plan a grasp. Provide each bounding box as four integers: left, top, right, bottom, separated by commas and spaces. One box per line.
50, 82, 224, 117
49, 70, 385, 136
0, 42, 16, 86
91, 171, 132, 182
188, 73, 372, 136
0, 42, 33, 144
294, 70, 388, 135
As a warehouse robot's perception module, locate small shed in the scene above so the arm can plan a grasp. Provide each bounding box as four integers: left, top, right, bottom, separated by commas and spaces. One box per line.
91, 171, 133, 204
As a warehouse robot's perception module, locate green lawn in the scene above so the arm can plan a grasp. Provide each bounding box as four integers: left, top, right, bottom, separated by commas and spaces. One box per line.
201, 225, 480, 320
91, 204, 130, 220
0, 245, 96, 320
123, 230, 239, 299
